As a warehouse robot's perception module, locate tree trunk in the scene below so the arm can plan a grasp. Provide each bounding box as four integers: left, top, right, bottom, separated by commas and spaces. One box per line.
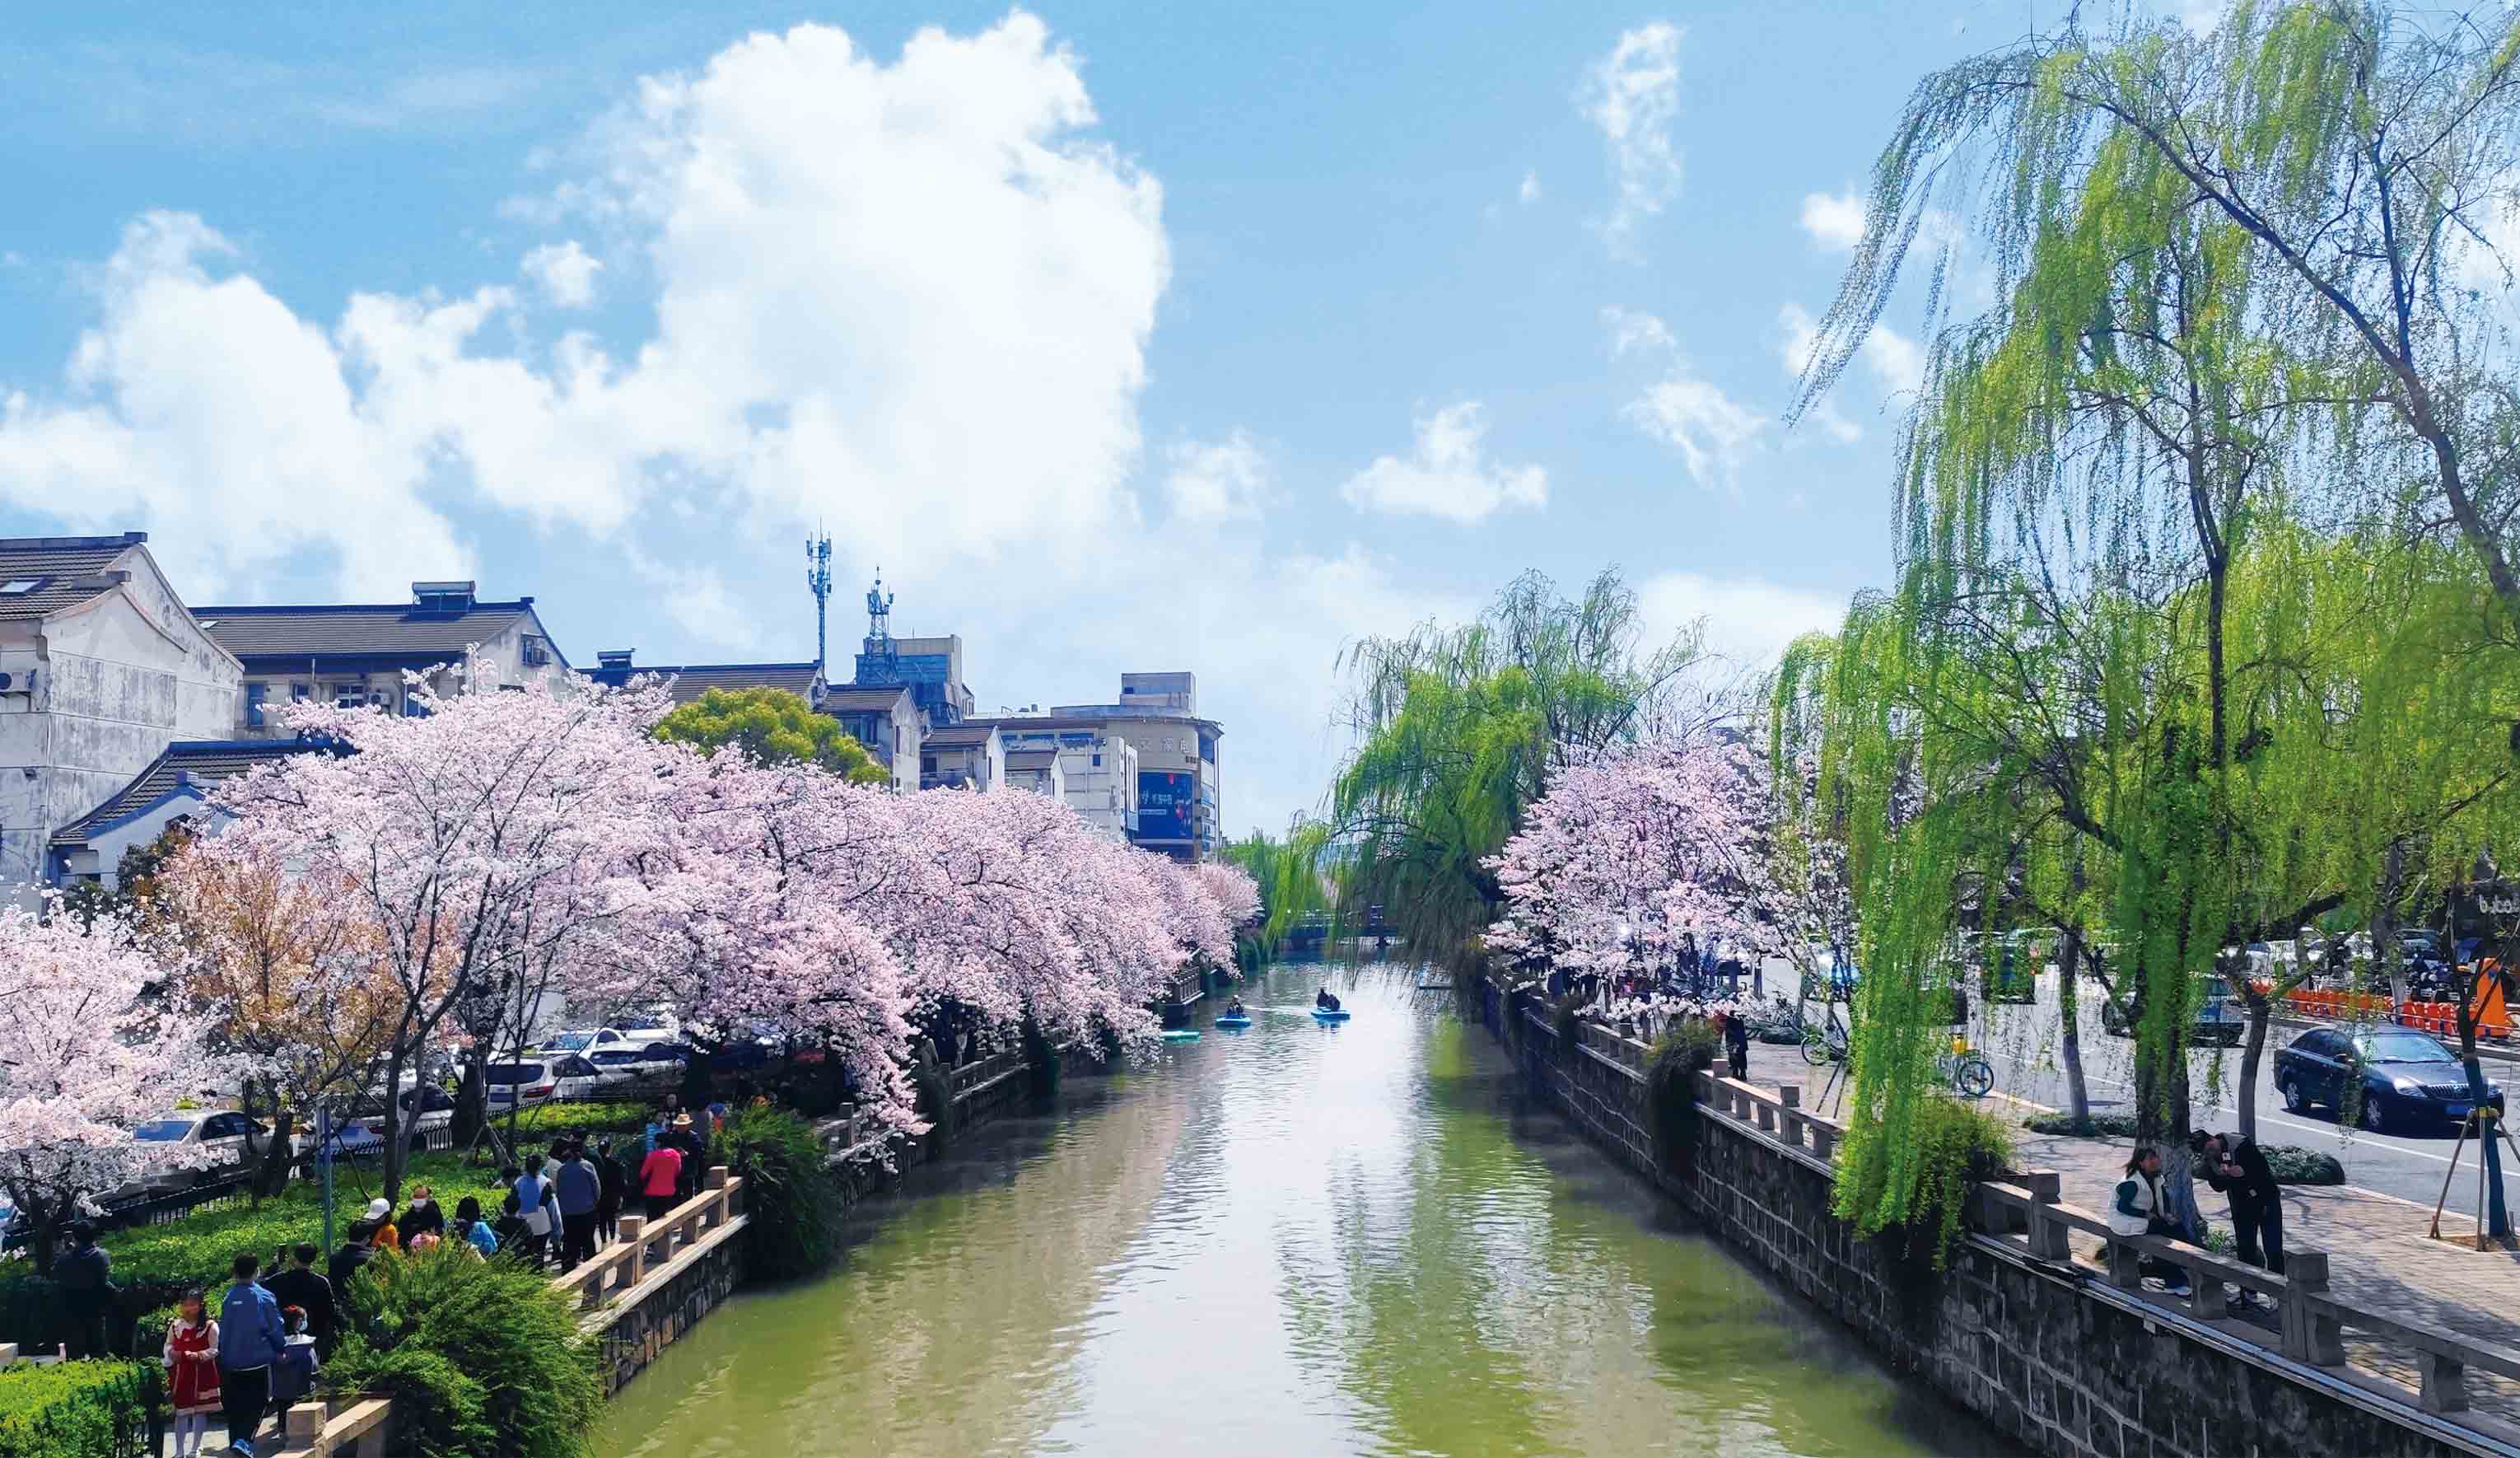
2238, 993, 2270, 1143
379, 1042, 410, 1206
256, 1101, 297, 1200
2059, 928, 2092, 1129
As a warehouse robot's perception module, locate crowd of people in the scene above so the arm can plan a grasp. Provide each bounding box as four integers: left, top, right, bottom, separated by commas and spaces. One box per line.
47, 1094, 737, 1457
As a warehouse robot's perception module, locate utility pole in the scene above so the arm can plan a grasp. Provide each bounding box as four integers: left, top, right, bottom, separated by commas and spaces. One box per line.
806, 530, 833, 673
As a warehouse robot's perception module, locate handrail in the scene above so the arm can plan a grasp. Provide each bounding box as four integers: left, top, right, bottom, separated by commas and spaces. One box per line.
280, 1394, 392, 1456
560, 1165, 746, 1314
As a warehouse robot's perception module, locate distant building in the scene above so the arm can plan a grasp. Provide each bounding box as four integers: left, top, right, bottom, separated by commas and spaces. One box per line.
0, 532, 241, 896
964, 716, 1139, 843
49, 737, 335, 892
920, 723, 1003, 792
850, 572, 974, 727
195, 580, 567, 734
824, 684, 922, 793
1048, 671, 1221, 861
1004, 747, 1066, 804
585, 651, 824, 707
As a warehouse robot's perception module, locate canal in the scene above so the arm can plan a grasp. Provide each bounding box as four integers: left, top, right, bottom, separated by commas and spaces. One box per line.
597, 966, 2007, 1456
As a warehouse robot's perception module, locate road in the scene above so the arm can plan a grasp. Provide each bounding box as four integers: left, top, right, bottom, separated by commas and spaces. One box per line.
1962, 971, 2520, 1225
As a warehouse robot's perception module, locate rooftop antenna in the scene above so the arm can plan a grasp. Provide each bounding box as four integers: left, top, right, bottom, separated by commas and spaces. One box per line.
806, 527, 833, 672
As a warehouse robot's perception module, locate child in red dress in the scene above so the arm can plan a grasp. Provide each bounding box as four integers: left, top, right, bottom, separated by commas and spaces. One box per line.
161, 1289, 221, 1458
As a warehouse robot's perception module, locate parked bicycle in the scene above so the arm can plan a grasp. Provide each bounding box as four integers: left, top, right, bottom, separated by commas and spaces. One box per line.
1800, 1007, 1850, 1067
1937, 1035, 1995, 1099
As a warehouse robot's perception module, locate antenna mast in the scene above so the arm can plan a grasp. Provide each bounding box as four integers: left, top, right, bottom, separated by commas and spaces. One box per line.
806, 529, 833, 671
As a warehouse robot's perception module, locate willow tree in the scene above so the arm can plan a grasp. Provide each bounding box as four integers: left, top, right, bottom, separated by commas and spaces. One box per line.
1322, 569, 1710, 965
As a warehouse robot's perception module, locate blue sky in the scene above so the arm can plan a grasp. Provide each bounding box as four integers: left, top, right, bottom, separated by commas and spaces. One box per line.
0, 2, 2125, 834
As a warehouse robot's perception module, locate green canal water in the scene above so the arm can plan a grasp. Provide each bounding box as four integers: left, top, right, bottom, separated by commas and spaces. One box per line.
596, 966, 2009, 1457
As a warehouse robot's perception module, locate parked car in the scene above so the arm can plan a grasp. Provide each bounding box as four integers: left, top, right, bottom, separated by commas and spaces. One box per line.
2275, 1026, 2508, 1133
2102, 974, 2248, 1046
583, 1044, 685, 1092
344, 1084, 457, 1154
124, 1110, 273, 1192
525, 1026, 675, 1058
486, 1060, 561, 1112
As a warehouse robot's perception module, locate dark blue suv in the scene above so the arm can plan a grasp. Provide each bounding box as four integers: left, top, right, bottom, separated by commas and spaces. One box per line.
2275, 1026, 2506, 1134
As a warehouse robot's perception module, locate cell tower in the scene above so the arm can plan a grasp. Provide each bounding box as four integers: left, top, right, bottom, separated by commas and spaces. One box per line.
805, 530, 833, 671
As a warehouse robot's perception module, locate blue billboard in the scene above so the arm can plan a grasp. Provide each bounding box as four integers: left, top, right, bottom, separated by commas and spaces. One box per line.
1137, 770, 1197, 840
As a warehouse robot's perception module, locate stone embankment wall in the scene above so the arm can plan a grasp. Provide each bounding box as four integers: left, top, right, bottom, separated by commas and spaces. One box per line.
1478, 981, 2491, 1458
587, 1223, 744, 1396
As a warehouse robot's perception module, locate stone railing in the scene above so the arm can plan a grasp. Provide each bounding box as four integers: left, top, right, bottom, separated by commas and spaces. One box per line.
559, 1165, 746, 1314
1689, 1062, 2520, 1433
279, 1395, 393, 1456
950, 1047, 1024, 1094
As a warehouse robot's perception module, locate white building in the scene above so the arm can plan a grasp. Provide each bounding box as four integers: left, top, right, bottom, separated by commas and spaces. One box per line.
965, 716, 1141, 844
1005, 748, 1067, 803
920, 723, 1004, 792
0, 533, 240, 897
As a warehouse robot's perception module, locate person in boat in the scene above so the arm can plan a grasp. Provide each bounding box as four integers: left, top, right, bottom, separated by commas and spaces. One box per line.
1225, 996, 1247, 1017
1315, 988, 1342, 1012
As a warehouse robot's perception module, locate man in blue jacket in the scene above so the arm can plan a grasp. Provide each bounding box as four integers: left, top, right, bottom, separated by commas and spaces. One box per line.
554, 1141, 604, 1270
217, 1251, 287, 1456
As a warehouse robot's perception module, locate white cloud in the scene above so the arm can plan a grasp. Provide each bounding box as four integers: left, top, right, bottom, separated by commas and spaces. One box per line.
1340, 401, 1548, 523
1163, 432, 1270, 524
1637, 570, 1847, 671
1519, 169, 1541, 204
1606, 307, 1766, 489
1775, 303, 1860, 443
1799, 189, 1865, 250
1862, 322, 1925, 395
520, 240, 602, 308
1580, 23, 1682, 256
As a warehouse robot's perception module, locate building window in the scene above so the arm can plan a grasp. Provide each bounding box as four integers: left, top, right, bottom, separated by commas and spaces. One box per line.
521, 635, 551, 667
291, 684, 311, 703
333, 684, 366, 709
244, 682, 267, 727
1091, 753, 1102, 766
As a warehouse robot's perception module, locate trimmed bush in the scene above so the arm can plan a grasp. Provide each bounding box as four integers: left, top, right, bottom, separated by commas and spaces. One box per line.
0, 1359, 157, 1458
2021, 1111, 2140, 1138
496, 1101, 652, 1139
718, 1105, 845, 1281
328, 1244, 601, 1458
1646, 1020, 1724, 1175
2262, 1146, 2346, 1185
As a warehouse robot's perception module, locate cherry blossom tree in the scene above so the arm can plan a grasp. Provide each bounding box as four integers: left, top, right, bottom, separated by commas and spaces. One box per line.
0, 903, 218, 1272
212, 657, 676, 1199
1486, 735, 1778, 984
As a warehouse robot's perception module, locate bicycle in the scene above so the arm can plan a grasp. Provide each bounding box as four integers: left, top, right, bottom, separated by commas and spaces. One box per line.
1938, 1036, 1995, 1099
1801, 1008, 1850, 1067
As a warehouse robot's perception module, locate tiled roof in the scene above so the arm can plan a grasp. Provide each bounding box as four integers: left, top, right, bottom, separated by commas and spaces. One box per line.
588, 661, 823, 706
52, 739, 334, 847
193, 601, 541, 665
823, 685, 914, 713
0, 533, 147, 622
923, 725, 997, 750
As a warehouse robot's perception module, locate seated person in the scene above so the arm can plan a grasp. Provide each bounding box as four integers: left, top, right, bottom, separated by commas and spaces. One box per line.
1315, 988, 1342, 1012
1225, 997, 1246, 1017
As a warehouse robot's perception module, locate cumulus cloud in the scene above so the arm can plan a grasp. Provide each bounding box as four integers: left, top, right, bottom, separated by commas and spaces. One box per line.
1607, 307, 1765, 490
1637, 569, 1846, 671
1799, 189, 1864, 250
520, 240, 602, 307
1164, 432, 1270, 524
1580, 23, 1682, 256
1518, 169, 1541, 204
1340, 401, 1548, 523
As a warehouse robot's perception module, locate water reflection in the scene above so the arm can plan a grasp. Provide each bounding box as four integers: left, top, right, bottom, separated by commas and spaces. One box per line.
597, 968, 2008, 1457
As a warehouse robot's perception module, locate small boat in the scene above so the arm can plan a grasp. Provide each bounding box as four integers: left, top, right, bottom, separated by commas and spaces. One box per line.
1215, 1015, 1253, 1030
1312, 1008, 1352, 1022
1162, 1029, 1202, 1043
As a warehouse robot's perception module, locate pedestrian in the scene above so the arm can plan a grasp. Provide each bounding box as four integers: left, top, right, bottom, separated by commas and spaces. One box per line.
324, 1222, 376, 1300
1721, 1006, 1750, 1080
363, 1198, 399, 1254
161, 1288, 221, 1458
2192, 1129, 2284, 1300
592, 1137, 624, 1245
556, 1142, 602, 1269
2108, 1146, 2191, 1297
55, 1219, 118, 1360
665, 1111, 703, 1203
216, 1251, 286, 1457
271, 1305, 320, 1417
509, 1162, 559, 1269
399, 1185, 444, 1245
259, 1244, 336, 1362
637, 1129, 685, 1221
450, 1196, 499, 1259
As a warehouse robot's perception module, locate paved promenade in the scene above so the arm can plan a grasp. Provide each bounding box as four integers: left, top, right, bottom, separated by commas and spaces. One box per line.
1738, 1037, 2520, 1426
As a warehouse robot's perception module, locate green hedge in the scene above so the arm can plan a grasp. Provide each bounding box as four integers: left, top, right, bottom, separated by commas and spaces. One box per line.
0, 1359, 156, 1458
493, 1101, 652, 1140
329, 1244, 601, 1458
718, 1106, 844, 1282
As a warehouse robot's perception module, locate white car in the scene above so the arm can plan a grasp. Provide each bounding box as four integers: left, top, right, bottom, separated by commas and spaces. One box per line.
526, 1026, 677, 1058
124, 1110, 273, 1193
582, 1043, 686, 1092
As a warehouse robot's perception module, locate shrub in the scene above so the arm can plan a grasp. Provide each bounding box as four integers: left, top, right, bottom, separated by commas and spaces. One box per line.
2261, 1146, 2345, 1185
0, 1359, 157, 1458
328, 1244, 600, 1458
2021, 1112, 2140, 1138
1646, 1020, 1724, 1175
1020, 1016, 1062, 1100
718, 1105, 844, 1282
497, 1101, 652, 1139
911, 1059, 954, 1157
